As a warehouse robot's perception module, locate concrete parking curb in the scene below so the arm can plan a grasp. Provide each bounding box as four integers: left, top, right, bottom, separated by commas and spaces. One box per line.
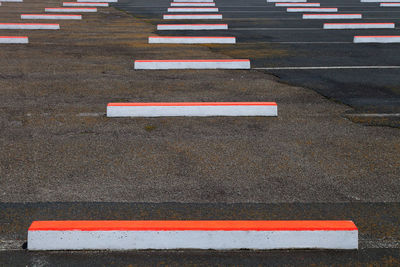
21, 14, 82, 19
268, 0, 307, 2
324, 23, 395, 29
0, 36, 28, 43
157, 24, 228, 30
107, 102, 277, 117
171, 2, 215, 6
361, 0, 400, 2
148, 36, 236, 44
354, 35, 400, 43
168, 7, 218, 12
303, 14, 362, 19
45, 7, 97, 12
77, 0, 116, 2
28, 220, 358, 250
276, 3, 320, 7
380, 2, 400, 6
0, 23, 60, 29
133, 59, 250, 69
163, 14, 222, 19
174, 0, 214, 2
63, 2, 109, 7
287, 7, 337, 12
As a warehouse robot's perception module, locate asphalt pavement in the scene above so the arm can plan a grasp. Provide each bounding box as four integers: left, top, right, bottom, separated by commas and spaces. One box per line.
1, 202, 400, 266
0, 0, 399, 265
114, 0, 400, 116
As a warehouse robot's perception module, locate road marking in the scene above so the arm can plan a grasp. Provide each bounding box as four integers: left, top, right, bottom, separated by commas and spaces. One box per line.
347, 113, 400, 117
77, 112, 104, 117
246, 41, 352, 44
230, 27, 322, 30
113, 5, 380, 8
230, 27, 400, 30
0, 240, 25, 251
254, 66, 400, 70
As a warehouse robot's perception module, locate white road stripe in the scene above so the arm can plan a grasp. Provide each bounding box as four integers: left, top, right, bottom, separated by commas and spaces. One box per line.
230, 28, 326, 30
231, 27, 400, 30
254, 66, 400, 70
347, 113, 400, 117
245, 41, 352, 44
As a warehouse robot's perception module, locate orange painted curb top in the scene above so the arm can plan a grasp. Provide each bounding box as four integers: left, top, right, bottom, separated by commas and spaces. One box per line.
29, 220, 358, 231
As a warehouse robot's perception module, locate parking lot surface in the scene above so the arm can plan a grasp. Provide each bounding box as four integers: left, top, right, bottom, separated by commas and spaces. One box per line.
0, 0, 399, 265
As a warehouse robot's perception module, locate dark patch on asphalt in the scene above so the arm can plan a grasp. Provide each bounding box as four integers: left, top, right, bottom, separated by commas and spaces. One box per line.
114, 0, 400, 118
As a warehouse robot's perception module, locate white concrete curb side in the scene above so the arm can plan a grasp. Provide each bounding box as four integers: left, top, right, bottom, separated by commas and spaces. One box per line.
303, 14, 362, 19
21, 14, 82, 20
174, 0, 214, 2
28, 221, 358, 250
354, 35, 400, 43
0, 23, 60, 29
171, 2, 216, 6
77, 0, 116, 2
361, 0, 400, 2
324, 23, 395, 29
168, 7, 218, 12
45, 7, 97, 12
134, 59, 250, 69
157, 24, 228, 30
381, 3, 400, 6
107, 102, 277, 117
148, 36, 236, 44
163, 14, 222, 19
276, 3, 321, 7
0, 36, 28, 43
63, 2, 109, 7
268, 0, 307, 2
287, 7, 337, 12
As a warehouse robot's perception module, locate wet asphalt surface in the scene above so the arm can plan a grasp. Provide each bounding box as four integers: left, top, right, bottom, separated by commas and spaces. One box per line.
114, 0, 400, 114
